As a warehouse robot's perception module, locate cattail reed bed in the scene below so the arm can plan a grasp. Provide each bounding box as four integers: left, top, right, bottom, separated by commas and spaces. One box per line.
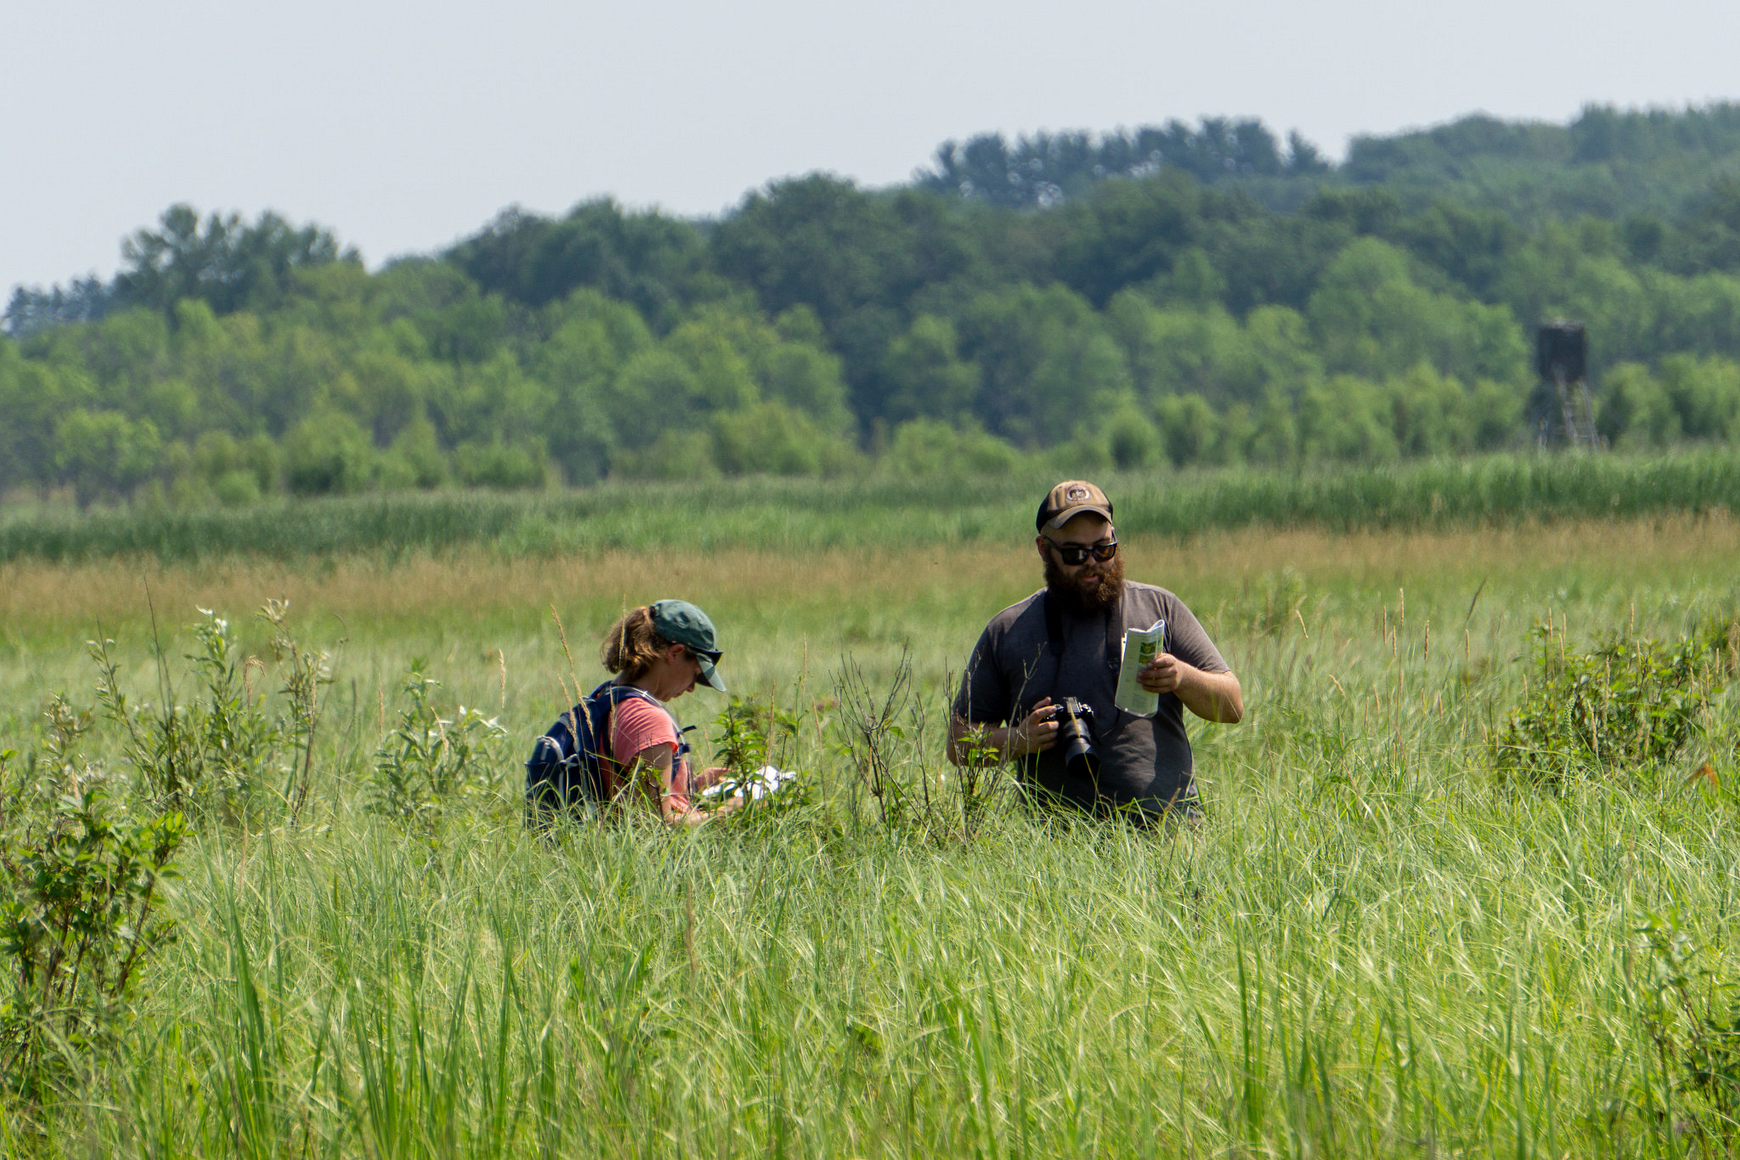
4, 448, 1740, 564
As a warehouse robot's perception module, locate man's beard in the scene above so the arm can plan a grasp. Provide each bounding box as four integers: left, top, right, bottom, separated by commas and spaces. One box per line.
1044, 552, 1125, 615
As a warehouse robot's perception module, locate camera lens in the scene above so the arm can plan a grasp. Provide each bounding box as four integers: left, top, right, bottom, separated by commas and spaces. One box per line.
1056, 699, 1100, 780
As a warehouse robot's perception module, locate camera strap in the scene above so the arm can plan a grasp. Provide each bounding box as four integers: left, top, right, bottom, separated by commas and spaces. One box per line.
1042, 590, 1123, 670
1040, 592, 1127, 738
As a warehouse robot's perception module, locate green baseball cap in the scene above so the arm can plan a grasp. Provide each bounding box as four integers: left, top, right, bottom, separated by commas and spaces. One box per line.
649, 599, 727, 693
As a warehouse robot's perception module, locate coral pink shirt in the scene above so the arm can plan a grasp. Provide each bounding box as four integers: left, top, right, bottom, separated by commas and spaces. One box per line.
604, 696, 692, 813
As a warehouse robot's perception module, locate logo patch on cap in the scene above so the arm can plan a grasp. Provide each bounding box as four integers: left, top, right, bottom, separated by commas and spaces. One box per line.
1066, 485, 1090, 501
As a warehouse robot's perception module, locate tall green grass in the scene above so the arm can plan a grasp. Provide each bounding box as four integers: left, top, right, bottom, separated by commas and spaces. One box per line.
3, 511, 1739, 1156
5, 449, 1740, 563
16, 596, 1739, 1158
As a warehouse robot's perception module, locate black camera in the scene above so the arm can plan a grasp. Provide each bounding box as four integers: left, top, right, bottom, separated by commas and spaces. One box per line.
1053, 697, 1100, 779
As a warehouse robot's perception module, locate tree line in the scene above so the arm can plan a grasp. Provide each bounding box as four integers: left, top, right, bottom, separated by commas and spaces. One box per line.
6, 104, 1740, 506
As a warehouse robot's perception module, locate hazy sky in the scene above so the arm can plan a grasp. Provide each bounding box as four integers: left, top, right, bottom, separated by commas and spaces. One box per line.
6, 0, 1739, 295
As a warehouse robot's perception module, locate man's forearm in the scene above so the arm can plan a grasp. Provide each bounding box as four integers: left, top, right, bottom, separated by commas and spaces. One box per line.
1176, 668, 1244, 723
947, 718, 1018, 765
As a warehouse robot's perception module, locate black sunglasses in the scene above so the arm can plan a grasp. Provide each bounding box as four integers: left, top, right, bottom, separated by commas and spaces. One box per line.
1044, 536, 1119, 566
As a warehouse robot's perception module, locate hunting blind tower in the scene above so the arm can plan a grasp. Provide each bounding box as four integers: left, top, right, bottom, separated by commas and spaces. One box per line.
1535, 320, 1599, 449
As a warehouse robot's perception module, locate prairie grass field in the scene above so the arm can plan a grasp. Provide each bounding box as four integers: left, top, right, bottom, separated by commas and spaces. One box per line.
4, 475, 1740, 1157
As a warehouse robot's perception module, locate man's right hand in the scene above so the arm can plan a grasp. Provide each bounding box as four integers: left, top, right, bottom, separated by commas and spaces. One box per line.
1010, 698, 1059, 755
948, 700, 1060, 765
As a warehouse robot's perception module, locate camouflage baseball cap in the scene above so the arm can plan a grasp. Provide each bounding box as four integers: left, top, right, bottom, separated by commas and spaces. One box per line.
1036, 480, 1114, 532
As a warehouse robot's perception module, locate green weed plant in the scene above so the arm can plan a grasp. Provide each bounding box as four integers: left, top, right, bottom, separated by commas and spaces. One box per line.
368, 665, 509, 830
89, 603, 328, 826
1635, 909, 1740, 1146
707, 694, 811, 816
1495, 618, 1731, 786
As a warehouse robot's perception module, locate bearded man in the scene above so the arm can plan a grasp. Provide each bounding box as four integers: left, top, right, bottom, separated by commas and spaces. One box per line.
947, 480, 1243, 822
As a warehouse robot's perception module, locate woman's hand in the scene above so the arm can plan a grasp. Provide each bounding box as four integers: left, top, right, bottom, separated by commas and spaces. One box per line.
690, 764, 731, 791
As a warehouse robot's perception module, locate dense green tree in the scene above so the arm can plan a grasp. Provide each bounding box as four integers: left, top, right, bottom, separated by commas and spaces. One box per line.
1658, 354, 1740, 440
426, 351, 555, 451
713, 401, 845, 476
13, 103, 1740, 505
113, 204, 356, 319
1153, 394, 1222, 467
712, 177, 923, 327
880, 315, 980, 424
955, 283, 1132, 447
0, 347, 70, 491
283, 410, 374, 495
379, 416, 447, 490
531, 289, 653, 481
1391, 201, 1524, 299
920, 118, 1300, 209
452, 437, 550, 489
1297, 376, 1400, 463
1106, 294, 1263, 404
1100, 400, 1165, 469
1309, 239, 1528, 383
607, 348, 705, 451
1048, 173, 1208, 305
191, 429, 266, 504
710, 177, 981, 421
54, 408, 163, 506
882, 418, 1020, 479
1597, 363, 1682, 448
447, 200, 708, 326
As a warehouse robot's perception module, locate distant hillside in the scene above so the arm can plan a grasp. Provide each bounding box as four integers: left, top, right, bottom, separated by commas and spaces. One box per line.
6, 103, 1740, 508
918, 104, 1740, 225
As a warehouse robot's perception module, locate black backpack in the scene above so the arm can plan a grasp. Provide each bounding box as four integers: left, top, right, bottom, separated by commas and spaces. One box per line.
525, 681, 688, 824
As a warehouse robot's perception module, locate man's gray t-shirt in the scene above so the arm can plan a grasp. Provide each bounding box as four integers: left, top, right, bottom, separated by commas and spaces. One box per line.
952, 582, 1229, 817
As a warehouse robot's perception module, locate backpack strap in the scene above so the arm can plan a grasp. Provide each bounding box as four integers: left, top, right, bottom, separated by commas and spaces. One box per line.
594, 682, 691, 764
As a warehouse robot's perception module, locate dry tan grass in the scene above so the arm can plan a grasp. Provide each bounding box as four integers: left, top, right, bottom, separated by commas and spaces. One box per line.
1156, 509, 1740, 591
0, 545, 1016, 630
2, 511, 1734, 633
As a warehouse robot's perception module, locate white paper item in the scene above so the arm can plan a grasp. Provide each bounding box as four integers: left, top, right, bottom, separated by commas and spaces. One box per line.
1114, 620, 1166, 718
701, 764, 798, 802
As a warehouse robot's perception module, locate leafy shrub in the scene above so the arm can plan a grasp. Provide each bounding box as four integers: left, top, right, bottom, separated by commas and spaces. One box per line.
91, 603, 327, 824
368, 666, 508, 828
283, 410, 375, 495
1494, 620, 1726, 784
0, 705, 186, 1101
1102, 401, 1164, 469
883, 418, 1021, 479
712, 694, 798, 775
711, 400, 833, 476
451, 437, 549, 489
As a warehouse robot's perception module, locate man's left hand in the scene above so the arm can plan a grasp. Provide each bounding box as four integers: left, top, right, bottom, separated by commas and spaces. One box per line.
1138, 653, 1182, 694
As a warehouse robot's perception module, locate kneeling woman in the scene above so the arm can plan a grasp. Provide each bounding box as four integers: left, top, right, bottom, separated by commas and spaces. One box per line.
599, 600, 738, 826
